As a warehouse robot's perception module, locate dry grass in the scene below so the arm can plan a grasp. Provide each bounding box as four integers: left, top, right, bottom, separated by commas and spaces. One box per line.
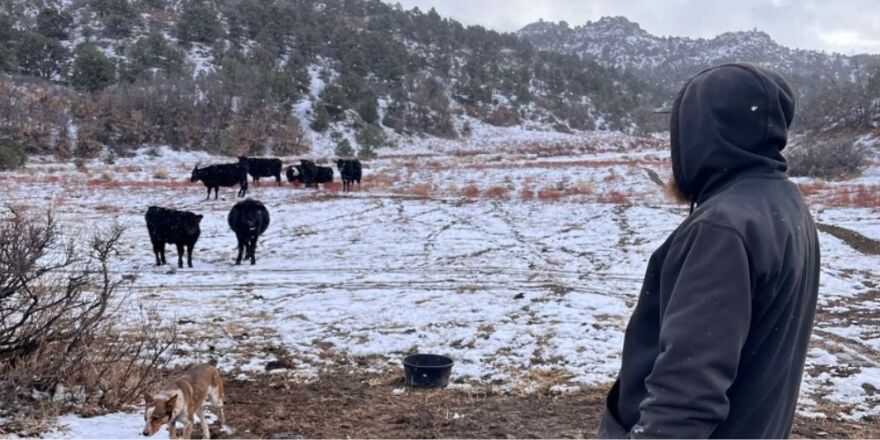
409, 184, 434, 199
799, 183, 880, 208
598, 191, 630, 205
799, 182, 829, 198
363, 173, 397, 191
461, 185, 480, 199
825, 185, 880, 208
323, 181, 342, 192
537, 189, 564, 201
85, 178, 190, 190
483, 186, 509, 199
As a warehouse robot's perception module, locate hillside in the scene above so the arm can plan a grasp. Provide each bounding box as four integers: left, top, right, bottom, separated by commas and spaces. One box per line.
0, 0, 660, 158
519, 17, 880, 131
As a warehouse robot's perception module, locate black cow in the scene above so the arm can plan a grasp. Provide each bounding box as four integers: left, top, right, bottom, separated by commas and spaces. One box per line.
191, 162, 248, 200
239, 156, 283, 186
285, 165, 302, 184
335, 159, 362, 191
227, 199, 270, 265
145, 206, 203, 268
286, 160, 333, 188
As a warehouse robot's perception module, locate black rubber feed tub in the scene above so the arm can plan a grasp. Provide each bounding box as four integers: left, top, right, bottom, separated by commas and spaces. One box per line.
403, 354, 453, 389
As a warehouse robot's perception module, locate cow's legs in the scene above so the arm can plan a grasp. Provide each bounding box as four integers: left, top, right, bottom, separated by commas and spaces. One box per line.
159, 242, 167, 265
235, 235, 245, 265
151, 239, 162, 265
205, 187, 211, 200
275, 174, 281, 186
186, 244, 194, 268
176, 243, 184, 268
249, 236, 257, 265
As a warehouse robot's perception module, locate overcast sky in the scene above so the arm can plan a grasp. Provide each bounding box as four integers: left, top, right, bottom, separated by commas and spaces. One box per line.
388, 0, 880, 55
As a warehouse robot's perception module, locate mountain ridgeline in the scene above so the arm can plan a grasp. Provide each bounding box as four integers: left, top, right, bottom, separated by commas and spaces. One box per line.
519, 16, 880, 131
0, 1, 876, 159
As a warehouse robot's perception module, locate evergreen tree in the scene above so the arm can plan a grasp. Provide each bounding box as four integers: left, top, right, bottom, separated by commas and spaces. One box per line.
335, 137, 354, 157
176, 5, 224, 45
123, 33, 186, 80
310, 103, 331, 132
358, 92, 380, 124
36, 8, 73, 40
17, 32, 68, 80
71, 43, 116, 93
0, 43, 15, 72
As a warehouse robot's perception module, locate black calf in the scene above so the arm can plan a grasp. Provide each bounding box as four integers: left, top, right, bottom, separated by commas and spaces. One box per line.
145, 206, 203, 268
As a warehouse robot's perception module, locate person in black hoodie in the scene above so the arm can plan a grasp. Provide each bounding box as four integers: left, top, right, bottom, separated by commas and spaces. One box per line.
597, 63, 820, 439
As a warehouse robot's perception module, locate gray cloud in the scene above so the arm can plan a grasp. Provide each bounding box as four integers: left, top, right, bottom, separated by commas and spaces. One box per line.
387, 0, 880, 54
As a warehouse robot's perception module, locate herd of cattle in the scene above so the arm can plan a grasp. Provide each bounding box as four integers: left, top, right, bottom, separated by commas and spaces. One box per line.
147, 157, 362, 267
191, 156, 362, 199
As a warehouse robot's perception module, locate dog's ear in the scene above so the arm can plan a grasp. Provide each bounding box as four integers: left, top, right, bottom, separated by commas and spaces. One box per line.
143, 392, 153, 404
165, 395, 178, 414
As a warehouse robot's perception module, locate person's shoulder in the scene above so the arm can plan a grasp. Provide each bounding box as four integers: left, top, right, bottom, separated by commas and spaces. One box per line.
691, 177, 794, 237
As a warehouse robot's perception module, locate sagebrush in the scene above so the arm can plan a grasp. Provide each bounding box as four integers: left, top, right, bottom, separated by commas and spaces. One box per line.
787, 138, 871, 180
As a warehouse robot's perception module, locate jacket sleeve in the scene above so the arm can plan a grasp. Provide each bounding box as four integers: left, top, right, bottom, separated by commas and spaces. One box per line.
631, 221, 753, 439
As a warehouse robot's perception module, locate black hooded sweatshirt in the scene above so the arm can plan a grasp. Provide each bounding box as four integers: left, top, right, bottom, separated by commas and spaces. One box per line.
597, 63, 820, 439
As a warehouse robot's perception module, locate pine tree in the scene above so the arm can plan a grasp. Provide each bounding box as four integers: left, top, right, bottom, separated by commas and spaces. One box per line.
17, 32, 68, 80
71, 44, 115, 93
176, 5, 224, 45
36, 8, 73, 40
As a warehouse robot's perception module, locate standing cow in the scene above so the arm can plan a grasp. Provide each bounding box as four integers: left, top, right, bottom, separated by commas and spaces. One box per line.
286, 160, 333, 188
191, 162, 248, 200
335, 159, 362, 191
227, 199, 270, 265
145, 206, 203, 268
239, 156, 283, 186
296, 159, 333, 188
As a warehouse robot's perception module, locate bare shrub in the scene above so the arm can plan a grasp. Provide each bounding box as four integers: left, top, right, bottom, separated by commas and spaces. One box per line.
483, 186, 509, 199
537, 189, 564, 201
787, 138, 871, 180
0, 209, 176, 432
461, 185, 480, 198
487, 105, 522, 127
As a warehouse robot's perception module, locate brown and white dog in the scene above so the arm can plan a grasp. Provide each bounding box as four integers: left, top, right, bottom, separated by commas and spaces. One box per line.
142, 363, 226, 439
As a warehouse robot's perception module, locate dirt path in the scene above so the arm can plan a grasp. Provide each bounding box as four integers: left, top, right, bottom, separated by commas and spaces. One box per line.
817, 223, 880, 256
188, 368, 879, 439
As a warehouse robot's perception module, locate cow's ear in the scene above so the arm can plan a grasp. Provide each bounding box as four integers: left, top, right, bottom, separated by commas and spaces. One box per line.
196, 215, 204, 221
143, 392, 153, 404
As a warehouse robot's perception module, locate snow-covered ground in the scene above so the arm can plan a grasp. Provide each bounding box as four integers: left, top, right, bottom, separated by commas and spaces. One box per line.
2, 132, 879, 437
